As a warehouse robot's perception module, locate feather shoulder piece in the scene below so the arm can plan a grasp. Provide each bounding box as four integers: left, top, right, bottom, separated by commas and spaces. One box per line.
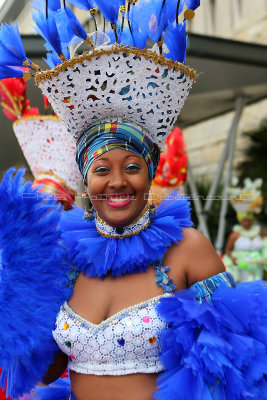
0, 169, 72, 398
156, 272, 267, 399
60, 191, 193, 278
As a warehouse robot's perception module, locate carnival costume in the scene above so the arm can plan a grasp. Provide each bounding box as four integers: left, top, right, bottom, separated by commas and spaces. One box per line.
223, 178, 267, 282
0, 1, 267, 399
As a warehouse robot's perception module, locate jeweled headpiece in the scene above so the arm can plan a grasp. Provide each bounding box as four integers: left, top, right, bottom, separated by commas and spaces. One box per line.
0, 77, 81, 207
0, 0, 199, 156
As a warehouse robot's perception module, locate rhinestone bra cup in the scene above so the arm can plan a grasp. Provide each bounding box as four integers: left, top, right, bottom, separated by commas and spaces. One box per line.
53, 293, 172, 375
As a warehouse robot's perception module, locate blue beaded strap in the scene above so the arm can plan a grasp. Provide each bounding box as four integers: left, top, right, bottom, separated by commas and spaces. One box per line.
67, 267, 79, 288
153, 257, 177, 294
191, 271, 236, 304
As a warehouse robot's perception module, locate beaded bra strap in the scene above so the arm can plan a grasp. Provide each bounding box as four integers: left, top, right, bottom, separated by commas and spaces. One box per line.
153, 257, 177, 294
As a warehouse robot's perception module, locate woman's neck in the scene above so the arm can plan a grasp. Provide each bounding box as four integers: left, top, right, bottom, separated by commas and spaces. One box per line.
95, 202, 151, 239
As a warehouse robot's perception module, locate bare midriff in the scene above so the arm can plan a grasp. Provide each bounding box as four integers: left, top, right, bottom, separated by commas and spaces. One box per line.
70, 371, 158, 400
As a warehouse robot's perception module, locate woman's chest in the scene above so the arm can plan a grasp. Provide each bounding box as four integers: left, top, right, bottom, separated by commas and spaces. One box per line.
67, 266, 174, 325
53, 294, 170, 374
234, 235, 263, 251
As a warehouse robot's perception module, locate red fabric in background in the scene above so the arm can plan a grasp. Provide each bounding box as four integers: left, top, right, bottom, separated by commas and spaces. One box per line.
0, 388, 11, 400
0, 370, 10, 400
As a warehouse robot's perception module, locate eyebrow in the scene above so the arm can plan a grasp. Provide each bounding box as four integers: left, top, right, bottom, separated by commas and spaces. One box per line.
95, 154, 141, 162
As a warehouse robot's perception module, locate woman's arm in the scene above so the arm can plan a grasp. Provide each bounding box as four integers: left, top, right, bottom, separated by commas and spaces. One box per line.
224, 231, 239, 265
42, 350, 68, 385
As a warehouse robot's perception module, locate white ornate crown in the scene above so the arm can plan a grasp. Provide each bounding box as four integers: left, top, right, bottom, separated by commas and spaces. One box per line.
13, 116, 81, 199
35, 42, 195, 148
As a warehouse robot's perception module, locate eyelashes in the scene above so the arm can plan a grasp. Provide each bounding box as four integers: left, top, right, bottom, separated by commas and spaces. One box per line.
94, 163, 141, 174
124, 163, 141, 171
94, 166, 110, 173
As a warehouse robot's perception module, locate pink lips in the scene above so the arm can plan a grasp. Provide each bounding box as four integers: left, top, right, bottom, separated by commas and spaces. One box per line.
104, 194, 133, 208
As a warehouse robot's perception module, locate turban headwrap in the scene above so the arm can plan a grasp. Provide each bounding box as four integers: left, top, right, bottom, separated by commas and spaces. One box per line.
76, 122, 160, 183
237, 211, 254, 223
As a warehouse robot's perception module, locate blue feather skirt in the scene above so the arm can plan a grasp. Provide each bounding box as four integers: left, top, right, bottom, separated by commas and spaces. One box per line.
155, 276, 267, 400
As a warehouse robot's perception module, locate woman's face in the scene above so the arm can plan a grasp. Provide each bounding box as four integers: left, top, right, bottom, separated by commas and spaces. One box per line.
241, 217, 253, 230
86, 148, 150, 228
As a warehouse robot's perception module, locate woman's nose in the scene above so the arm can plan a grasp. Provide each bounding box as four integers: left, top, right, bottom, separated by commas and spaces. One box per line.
108, 170, 127, 189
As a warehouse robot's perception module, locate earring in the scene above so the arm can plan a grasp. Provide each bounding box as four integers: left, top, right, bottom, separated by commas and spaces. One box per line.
82, 191, 95, 221
149, 202, 157, 219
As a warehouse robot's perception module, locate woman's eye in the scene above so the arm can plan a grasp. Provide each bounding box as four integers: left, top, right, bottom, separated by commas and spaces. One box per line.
94, 166, 110, 173
124, 163, 141, 171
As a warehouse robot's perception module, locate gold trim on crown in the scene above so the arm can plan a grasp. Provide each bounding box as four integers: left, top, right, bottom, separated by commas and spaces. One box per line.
35, 44, 196, 85
13, 115, 60, 127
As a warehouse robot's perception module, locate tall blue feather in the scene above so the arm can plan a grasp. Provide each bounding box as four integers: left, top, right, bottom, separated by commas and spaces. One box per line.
163, 21, 187, 63
164, 0, 184, 22
185, 0, 200, 11
128, 0, 168, 43
0, 65, 24, 78
0, 169, 72, 397
107, 22, 135, 47
55, 6, 87, 45
31, 0, 61, 12
43, 47, 70, 68
0, 23, 29, 66
94, 0, 125, 23
67, 0, 95, 10
33, 11, 63, 56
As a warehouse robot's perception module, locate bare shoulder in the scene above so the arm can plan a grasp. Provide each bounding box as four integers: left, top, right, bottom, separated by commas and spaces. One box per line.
168, 227, 225, 287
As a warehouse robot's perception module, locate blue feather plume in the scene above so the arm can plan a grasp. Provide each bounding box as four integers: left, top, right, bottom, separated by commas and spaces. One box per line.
33, 10, 63, 56
55, 6, 87, 45
0, 65, 24, 79
163, 21, 187, 63
43, 47, 70, 68
128, 0, 169, 43
94, 0, 124, 23
0, 23, 30, 67
31, 0, 61, 12
107, 22, 135, 47
185, 0, 200, 11
0, 169, 72, 397
164, 0, 184, 23
67, 0, 95, 10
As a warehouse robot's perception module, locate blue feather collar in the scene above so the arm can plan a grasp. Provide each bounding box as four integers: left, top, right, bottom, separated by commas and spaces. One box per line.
60, 195, 193, 278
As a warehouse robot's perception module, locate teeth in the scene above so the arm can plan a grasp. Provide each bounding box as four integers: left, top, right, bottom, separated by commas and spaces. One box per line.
108, 198, 129, 203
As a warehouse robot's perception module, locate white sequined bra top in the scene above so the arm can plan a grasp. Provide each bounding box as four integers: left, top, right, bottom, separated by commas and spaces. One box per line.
52, 258, 175, 375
